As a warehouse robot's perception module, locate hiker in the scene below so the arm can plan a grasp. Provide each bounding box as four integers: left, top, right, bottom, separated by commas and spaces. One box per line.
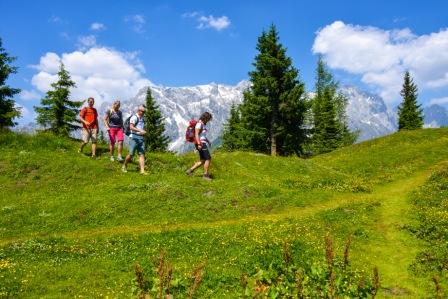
122, 105, 148, 175
79, 97, 99, 158
104, 100, 124, 162
186, 112, 213, 180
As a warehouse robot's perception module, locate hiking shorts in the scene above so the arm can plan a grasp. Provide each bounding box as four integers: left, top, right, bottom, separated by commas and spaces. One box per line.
195, 143, 211, 161
129, 138, 145, 156
82, 128, 98, 144
108, 127, 124, 145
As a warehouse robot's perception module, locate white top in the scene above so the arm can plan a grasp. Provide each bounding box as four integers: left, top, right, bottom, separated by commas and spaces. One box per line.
195, 121, 208, 143
130, 114, 144, 139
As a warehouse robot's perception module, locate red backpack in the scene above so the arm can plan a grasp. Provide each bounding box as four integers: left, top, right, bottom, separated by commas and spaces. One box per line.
185, 119, 199, 143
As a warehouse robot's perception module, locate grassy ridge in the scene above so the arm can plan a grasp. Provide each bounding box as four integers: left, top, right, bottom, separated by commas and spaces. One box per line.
0, 129, 447, 297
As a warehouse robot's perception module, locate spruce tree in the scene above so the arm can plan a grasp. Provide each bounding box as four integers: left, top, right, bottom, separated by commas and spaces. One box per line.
143, 87, 169, 152
311, 57, 355, 154
34, 63, 83, 136
236, 25, 308, 156
0, 38, 21, 130
397, 71, 423, 130
222, 103, 245, 150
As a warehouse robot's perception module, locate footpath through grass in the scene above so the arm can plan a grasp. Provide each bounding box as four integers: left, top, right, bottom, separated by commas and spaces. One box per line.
0, 129, 447, 297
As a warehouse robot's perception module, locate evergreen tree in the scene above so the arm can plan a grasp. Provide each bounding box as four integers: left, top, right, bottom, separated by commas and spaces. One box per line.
311, 57, 356, 154
235, 25, 308, 156
143, 87, 169, 152
397, 71, 423, 130
34, 63, 83, 136
0, 38, 21, 130
222, 103, 246, 150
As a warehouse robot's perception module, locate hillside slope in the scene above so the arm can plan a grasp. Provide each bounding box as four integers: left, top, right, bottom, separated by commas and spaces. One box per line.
0, 129, 447, 297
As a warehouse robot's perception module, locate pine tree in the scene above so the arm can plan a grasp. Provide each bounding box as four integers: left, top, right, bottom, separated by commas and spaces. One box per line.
311, 57, 355, 154
34, 63, 83, 136
235, 25, 308, 156
0, 38, 21, 130
397, 71, 423, 130
222, 103, 246, 150
143, 87, 169, 152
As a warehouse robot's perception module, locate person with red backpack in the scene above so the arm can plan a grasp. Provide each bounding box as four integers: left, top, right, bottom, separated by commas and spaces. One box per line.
186, 112, 213, 180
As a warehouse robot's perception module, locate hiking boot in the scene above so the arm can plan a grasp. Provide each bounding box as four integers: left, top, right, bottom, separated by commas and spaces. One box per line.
117, 156, 124, 162
121, 165, 128, 173
203, 174, 212, 181
110, 156, 115, 162
186, 169, 193, 176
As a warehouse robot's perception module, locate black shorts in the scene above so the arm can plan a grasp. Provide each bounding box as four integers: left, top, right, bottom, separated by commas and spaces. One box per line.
195, 143, 211, 160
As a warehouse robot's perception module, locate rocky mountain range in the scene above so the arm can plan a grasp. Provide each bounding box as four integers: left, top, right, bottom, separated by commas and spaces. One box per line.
23, 81, 447, 153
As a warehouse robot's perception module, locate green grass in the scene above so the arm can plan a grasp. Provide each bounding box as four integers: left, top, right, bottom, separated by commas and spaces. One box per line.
0, 129, 447, 297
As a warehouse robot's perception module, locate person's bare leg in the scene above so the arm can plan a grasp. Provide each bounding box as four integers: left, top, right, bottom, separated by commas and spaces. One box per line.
117, 141, 123, 157
139, 155, 145, 173
203, 159, 210, 175
92, 143, 97, 156
191, 161, 204, 172
109, 143, 114, 156
79, 142, 87, 152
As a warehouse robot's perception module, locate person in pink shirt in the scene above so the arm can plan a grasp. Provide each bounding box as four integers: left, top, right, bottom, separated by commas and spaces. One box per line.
104, 100, 124, 162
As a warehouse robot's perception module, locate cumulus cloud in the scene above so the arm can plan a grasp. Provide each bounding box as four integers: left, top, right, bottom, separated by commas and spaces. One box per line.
183, 12, 231, 31
429, 97, 448, 106
77, 35, 97, 50
30, 47, 152, 107
125, 15, 146, 34
19, 90, 41, 101
90, 22, 106, 31
313, 21, 448, 103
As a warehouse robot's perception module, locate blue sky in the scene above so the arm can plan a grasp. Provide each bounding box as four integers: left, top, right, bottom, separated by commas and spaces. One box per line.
1, 0, 448, 124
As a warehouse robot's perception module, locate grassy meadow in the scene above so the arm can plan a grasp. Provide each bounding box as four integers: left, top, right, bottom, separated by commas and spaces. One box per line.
0, 129, 448, 298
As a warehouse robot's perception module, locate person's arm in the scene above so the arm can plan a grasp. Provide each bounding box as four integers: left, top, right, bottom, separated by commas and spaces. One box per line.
195, 126, 202, 147
104, 111, 110, 130
94, 109, 99, 128
79, 109, 90, 127
130, 118, 146, 135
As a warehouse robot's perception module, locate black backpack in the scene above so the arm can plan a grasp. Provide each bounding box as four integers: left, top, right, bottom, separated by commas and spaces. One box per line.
124, 114, 138, 136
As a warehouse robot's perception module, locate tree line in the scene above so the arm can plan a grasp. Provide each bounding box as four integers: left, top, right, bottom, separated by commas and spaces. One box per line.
0, 26, 424, 156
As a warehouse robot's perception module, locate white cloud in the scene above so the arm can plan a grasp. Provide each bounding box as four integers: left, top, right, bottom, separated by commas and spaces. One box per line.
31, 52, 61, 73
125, 15, 146, 34
30, 47, 152, 108
15, 104, 30, 118
198, 15, 230, 31
20, 90, 41, 101
48, 15, 63, 23
313, 21, 448, 104
90, 22, 105, 31
60, 32, 71, 41
184, 12, 231, 31
77, 35, 97, 50
429, 97, 448, 106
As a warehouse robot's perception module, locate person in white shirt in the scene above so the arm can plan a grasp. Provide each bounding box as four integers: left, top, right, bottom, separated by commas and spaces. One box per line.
122, 105, 148, 175
186, 112, 213, 180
